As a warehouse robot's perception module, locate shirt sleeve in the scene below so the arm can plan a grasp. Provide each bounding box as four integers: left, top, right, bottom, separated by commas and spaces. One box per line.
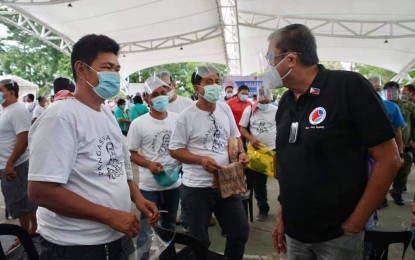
126, 119, 142, 152
169, 116, 190, 150
29, 115, 77, 183
391, 104, 406, 129
114, 108, 123, 119
239, 106, 252, 127
346, 73, 395, 147
121, 136, 133, 180
32, 107, 41, 119
11, 107, 31, 135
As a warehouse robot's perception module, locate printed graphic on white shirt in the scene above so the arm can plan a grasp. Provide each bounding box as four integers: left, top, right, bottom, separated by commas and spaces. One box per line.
203, 113, 229, 153
96, 135, 124, 180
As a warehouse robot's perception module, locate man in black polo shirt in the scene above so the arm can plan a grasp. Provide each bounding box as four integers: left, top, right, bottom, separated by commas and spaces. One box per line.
264, 24, 402, 259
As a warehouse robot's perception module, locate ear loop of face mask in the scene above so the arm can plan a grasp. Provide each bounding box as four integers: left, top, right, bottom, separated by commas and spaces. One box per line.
275, 55, 292, 80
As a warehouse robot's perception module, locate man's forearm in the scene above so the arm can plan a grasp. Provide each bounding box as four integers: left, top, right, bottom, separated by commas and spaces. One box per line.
239, 126, 252, 142
130, 151, 153, 169
342, 140, 401, 232
170, 148, 203, 165
7, 132, 28, 167
128, 179, 143, 204
28, 181, 118, 225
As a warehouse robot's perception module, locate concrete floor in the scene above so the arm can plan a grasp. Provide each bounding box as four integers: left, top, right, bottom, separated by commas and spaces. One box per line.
203, 169, 415, 259
1, 168, 414, 259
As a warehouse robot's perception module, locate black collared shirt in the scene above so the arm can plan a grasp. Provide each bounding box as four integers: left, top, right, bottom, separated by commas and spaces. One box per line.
276, 65, 394, 243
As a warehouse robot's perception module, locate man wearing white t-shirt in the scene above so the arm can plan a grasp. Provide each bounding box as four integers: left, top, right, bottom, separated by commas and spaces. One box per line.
239, 87, 277, 222
169, 64, 250, 259
31, 96, 47, 124
24, 93, 36, 116
156, 70, 194, 114
0, 79, 38, 238
28, 34, 159, 260
127, 76, 181, 259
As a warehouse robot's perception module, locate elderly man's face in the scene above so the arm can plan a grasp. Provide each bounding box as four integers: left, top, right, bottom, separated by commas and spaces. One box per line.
372, 83, 383, 92
402, 87, 415, 103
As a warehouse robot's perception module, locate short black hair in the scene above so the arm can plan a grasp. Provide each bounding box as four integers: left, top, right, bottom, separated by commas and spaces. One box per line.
37, 96, 46, 102
27, 93, 35, 102
71, 34, 120, 82
238, 85, 249, 93
133, 95, 143, 104
268, 24, 319, 66
53, 77, 75, 93
384, 81, 400, 89
225, 86, 233, 91
404, 84, 415, 93
0, 79, 19, 98
117, 98, 126, 107
191, 72, 202, 86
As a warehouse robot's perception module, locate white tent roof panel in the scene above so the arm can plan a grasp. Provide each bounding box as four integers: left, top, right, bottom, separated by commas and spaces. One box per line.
2, 0, 415, 80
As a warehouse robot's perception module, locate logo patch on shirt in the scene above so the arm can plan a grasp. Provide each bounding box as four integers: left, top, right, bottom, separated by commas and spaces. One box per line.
310, 87, 320, 95
309, 107, 326, 125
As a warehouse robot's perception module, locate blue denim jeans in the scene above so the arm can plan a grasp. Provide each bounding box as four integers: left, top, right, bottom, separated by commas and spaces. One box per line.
136, 187, 180, 259
39, 236, 133, 260
286, 231, 364, 260
181, 185, 249, 260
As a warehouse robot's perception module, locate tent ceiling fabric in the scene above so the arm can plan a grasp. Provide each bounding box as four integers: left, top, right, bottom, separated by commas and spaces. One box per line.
1, 0, 415, 79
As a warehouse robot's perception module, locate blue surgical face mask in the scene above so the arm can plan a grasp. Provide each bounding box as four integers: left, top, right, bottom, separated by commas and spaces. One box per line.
376, 90, 385, 100
151, 95, 169, 112
0, 92, 5, 104
202, 84, 222, 103
226, 93, 233, 99
258, 103, 269, 111
84, 63, 121, 99
239, 94, 248, 102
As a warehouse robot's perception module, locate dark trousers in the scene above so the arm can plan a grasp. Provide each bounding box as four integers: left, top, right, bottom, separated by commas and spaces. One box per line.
392, 151, 412, 194
245, 168, 270, 213
39, 236, 134, 260
181, 185, 249, 260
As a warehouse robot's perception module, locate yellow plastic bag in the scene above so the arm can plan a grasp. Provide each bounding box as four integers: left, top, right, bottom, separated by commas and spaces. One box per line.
247, 144, 276, 177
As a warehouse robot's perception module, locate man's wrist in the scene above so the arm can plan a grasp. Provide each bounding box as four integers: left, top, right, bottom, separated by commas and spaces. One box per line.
237, 151, 246, 158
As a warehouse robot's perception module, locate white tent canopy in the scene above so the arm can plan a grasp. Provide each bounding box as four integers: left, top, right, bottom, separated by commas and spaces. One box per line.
0, 74, 39, 102
1, 0, 414, 81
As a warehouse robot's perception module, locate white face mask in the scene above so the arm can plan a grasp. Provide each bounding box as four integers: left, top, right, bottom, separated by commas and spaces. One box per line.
262, 56, 291, 89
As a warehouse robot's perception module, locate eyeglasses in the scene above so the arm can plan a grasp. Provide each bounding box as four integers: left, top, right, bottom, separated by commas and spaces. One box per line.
208, 113, 220, 138
208, 112, 223, 153
265, 52, 302, 65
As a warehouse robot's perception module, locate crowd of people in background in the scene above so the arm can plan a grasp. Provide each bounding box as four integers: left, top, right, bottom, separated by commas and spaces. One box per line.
1, 23, 415, 260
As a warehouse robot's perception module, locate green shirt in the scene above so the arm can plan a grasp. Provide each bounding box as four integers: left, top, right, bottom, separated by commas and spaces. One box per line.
128, 103, 149, 122
394, 99, 415, 146
114, 107, 130, 132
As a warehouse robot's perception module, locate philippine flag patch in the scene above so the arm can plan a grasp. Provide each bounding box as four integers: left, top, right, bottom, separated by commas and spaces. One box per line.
310, 87, 320, 95
309, 107, 326, 125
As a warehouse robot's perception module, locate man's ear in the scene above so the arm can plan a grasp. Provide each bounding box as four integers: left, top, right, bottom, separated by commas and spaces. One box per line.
74, 61, 88, 81
143, 94, 151, 106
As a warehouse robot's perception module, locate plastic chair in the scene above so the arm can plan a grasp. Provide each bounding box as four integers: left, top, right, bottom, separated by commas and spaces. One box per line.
153, 225, 224, 260
0, 224, 39, 260
364, 230, 413, 260
241, 190, 254, 222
